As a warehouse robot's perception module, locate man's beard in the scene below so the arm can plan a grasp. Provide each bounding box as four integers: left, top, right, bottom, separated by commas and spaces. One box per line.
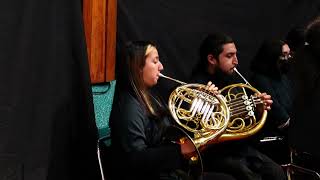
212, 67, 238, 87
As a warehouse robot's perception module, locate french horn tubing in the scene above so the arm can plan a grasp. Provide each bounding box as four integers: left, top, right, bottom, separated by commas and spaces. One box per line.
160, 67, 267, 146
160, 73, 230, 175
217, 68, 267, 142
159, 73, 230, 150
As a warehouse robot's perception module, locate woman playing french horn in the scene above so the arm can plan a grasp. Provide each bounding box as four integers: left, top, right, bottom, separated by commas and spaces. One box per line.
108, 41, 236, 180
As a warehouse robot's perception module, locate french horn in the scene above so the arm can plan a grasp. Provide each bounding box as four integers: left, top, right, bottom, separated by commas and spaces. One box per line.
160, 73, 230, 150
160, 73, 230, 176
160, 68, 268, 176
160, 68, 267, 147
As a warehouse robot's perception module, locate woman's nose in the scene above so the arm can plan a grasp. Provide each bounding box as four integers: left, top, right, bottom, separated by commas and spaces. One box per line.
159, 62, 164, 71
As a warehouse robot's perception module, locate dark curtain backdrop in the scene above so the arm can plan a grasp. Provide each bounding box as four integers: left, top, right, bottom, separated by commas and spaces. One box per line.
117, 0, 320, 99
0, 0, 100, 180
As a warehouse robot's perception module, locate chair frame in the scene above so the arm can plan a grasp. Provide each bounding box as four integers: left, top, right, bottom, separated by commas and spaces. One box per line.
281, 149, 320, 180
97, 136, 111, 180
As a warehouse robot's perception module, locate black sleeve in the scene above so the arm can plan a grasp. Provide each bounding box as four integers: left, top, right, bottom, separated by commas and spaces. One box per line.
113, 94, 184, 173
251, 75, 289, 127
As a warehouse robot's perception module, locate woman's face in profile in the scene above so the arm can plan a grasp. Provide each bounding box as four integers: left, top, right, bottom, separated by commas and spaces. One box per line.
142, 47, 164, 88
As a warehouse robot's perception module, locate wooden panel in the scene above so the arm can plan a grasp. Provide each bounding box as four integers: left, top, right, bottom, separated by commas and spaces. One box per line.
83, 0, 117, 83
105, 0, 117, 82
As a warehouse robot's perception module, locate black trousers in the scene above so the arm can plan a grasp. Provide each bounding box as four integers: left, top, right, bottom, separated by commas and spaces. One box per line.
202, 144, 286, 180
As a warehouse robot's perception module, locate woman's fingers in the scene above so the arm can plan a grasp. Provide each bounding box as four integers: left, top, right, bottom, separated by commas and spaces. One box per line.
206, 81, 219, 94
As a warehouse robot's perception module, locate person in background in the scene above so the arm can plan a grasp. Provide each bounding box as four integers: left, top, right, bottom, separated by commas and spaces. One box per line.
289, 16, 320, 169
249, 39, 294, 164
108, 40, 237, 180
250, 39, 293, 134
285, 26, 306, 56
190, 32, 286, 180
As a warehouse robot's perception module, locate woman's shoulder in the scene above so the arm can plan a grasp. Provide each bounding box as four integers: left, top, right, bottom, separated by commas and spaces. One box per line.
109, 91, 147, 128
113, 91, 145, 114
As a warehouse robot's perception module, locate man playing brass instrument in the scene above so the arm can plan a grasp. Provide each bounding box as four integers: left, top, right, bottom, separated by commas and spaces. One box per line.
190, 32, 286, 180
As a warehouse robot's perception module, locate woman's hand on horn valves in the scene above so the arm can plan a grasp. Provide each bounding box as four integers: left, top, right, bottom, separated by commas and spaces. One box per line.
205, 81, 219, 95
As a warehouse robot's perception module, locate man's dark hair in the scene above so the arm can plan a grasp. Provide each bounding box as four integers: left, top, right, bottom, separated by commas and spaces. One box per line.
196, 32, 234, 71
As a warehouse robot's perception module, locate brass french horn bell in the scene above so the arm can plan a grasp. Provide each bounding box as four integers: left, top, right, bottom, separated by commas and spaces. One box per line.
160, 73, 230, 176
159, 73, 230, 150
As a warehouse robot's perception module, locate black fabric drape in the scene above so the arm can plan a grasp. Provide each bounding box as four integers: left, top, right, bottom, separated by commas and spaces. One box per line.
0, 0, 100, 179
117, 0, 319, 100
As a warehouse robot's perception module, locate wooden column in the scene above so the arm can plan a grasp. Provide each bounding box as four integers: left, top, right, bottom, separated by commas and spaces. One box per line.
83, 0, 117, 83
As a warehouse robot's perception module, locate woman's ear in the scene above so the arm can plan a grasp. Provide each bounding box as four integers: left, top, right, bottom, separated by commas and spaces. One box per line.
207, 54, 217, 65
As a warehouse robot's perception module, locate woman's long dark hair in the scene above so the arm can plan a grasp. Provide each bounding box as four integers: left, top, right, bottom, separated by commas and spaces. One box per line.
116, 41, 163, 117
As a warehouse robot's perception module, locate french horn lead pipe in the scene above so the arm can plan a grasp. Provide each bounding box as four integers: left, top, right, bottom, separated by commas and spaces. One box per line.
233, 67, 252, 87
160, 68, 251, 88
159, 73, 187, 85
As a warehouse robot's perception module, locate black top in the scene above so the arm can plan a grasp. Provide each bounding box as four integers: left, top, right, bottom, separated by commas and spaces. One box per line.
109, 90, 185, 179
289, 46, 320, 158
250, 73, 293, 133
187, 70, 291, 180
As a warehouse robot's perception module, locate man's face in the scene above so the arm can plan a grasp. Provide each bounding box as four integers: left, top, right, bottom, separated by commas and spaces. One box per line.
217, 43, 238, 75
